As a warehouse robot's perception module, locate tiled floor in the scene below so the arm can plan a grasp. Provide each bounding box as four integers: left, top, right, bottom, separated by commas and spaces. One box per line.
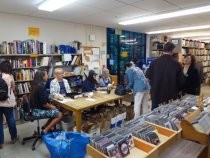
0, 86, 210, 158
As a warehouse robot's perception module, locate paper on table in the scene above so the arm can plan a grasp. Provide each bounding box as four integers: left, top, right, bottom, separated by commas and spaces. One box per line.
86, 98, 96, 102
60, 98, 74, 103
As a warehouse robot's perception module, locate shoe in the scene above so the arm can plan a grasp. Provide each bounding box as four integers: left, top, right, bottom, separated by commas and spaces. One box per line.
11, 135, 19, 144
41, 130, 46, 136
0, 144, 3, 149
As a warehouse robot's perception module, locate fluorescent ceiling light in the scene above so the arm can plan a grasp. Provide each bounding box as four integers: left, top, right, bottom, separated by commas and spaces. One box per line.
147, 25, 210, 34
192, 37, 210, 40
38, 0, 76, 12
119, 5, 210, 25
171, 33, 210, 38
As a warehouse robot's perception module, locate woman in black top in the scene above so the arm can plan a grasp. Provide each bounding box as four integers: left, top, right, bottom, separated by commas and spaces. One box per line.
30, 70, 63, 134
183, 54, 200, 95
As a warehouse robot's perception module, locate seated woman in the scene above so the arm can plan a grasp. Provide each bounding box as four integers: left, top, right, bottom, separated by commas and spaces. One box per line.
50, 68, 71, 98
99, 68, 111, 87
30, 70, 63, 134
82, 70, 101, 92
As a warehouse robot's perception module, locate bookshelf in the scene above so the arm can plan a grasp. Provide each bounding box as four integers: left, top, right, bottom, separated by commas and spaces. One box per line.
172, 38, 210, 83
0, 39, 84, 97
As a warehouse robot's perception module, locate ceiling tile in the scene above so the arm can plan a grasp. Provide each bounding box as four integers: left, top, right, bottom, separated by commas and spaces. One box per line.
132, 0, 179, 13
0, 0, 39, 15
113, 5, 152, 19
77, 0, 126, 10
164, 0, 210, 8
116, 0, 142, 4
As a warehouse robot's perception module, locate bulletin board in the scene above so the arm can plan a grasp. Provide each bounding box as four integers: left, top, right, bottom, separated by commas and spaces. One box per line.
82, 46, 101, 74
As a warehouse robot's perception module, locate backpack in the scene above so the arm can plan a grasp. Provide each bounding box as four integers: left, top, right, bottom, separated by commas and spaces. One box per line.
0, 74, 8, 101
115, 85, 127, 96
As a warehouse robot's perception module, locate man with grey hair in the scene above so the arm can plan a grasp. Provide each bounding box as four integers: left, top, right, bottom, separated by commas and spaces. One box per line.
50, 68, 71, 98
146, 42, 185, 110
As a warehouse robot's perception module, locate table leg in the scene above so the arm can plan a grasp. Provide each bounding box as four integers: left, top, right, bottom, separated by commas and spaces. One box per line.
75, 110, 82, 132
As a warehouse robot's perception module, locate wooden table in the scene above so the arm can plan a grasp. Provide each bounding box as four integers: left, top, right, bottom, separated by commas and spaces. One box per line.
52, 92, 123, 132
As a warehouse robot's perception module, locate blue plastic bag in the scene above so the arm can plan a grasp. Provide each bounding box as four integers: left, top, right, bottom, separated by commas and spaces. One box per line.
43, 131, 90, 158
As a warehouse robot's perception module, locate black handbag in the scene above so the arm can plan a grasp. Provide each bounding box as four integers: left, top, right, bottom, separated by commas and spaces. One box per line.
114, 85, 127, 96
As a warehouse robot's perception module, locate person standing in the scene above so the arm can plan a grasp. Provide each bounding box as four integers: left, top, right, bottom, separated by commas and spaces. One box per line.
183, 54, 200, 95
125, 62, 150, 118
146, 42, 185, 110
0, 60, 18, 149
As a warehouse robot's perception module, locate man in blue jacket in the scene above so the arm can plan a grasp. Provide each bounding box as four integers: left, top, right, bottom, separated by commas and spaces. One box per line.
125, 62, 150, 118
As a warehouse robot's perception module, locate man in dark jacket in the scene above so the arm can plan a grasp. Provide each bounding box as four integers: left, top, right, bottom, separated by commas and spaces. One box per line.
146, 42, 185, 110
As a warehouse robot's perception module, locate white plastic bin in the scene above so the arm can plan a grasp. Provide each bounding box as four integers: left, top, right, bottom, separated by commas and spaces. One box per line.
61, 115, 75, 131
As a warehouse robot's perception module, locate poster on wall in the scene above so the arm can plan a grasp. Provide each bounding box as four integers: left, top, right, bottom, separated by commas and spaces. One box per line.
28, 27, 40, 37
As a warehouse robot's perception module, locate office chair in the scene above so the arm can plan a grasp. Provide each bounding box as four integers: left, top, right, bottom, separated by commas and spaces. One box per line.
21, 95, 47, 150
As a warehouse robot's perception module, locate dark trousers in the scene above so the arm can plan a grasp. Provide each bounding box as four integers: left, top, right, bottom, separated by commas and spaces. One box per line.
0, 107, 17, 144
151, 100, 158, 110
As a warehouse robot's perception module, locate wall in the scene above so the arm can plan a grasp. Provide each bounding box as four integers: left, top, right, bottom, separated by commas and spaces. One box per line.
0, 13, 106, 58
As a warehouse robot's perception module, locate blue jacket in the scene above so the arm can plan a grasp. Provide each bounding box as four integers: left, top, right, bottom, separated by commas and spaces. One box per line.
125, 67, 150, 93
82, 79, 98, 92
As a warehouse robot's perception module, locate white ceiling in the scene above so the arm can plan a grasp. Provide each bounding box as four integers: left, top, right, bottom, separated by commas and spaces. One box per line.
1, 0, 210, 36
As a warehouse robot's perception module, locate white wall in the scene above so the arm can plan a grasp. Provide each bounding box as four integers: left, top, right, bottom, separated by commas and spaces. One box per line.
0, 13, 106, 51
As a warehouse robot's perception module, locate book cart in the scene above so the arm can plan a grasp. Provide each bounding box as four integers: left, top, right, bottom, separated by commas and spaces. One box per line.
87, 122, 179, 158
87, 95, 210, 158
181, 109, 210, 158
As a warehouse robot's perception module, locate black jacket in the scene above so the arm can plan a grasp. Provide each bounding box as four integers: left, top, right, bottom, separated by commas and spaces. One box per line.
183, 66, 200, 95
146, 54, 185, 104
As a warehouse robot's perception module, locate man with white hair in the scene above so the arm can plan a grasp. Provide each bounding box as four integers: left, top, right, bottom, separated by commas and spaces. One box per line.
50, 68, 71, 98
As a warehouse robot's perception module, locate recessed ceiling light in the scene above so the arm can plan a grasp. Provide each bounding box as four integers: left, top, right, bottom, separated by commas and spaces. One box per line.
38, 0, 77, 12
119, 5, 210, 25
146, 25, 210, 34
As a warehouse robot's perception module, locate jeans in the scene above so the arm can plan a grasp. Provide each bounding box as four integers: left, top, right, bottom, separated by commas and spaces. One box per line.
134, 92, 150, 119
0, 107, 17, 144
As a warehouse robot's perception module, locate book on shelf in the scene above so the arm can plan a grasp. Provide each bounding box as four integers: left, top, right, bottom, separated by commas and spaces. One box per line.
16, 82, 31, 95
14, 69, 35, 81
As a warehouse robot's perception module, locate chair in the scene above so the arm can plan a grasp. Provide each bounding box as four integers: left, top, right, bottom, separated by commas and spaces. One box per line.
21, 95, 47, 150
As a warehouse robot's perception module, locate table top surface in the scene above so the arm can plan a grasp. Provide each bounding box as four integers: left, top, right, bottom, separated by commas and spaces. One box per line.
53, 91, 123, 111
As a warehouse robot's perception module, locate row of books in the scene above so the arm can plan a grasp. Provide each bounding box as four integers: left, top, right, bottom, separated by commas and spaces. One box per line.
144, 95, 198, 131
195, 55, 210, 63
123, 117, 160, 145
181, 48, 210, 55
16, 82, 31, 95
14, 69, 35, 81
90, 127, 134, 157
10, 58, 38, 68
0, 40, 53, 54
182, 39, 205, 48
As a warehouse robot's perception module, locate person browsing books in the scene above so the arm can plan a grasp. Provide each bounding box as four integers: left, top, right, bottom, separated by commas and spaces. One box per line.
146, 42, 185, 110
125, 62, 150, 118
0, 60, 19, 149
50, 68, 71, 98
